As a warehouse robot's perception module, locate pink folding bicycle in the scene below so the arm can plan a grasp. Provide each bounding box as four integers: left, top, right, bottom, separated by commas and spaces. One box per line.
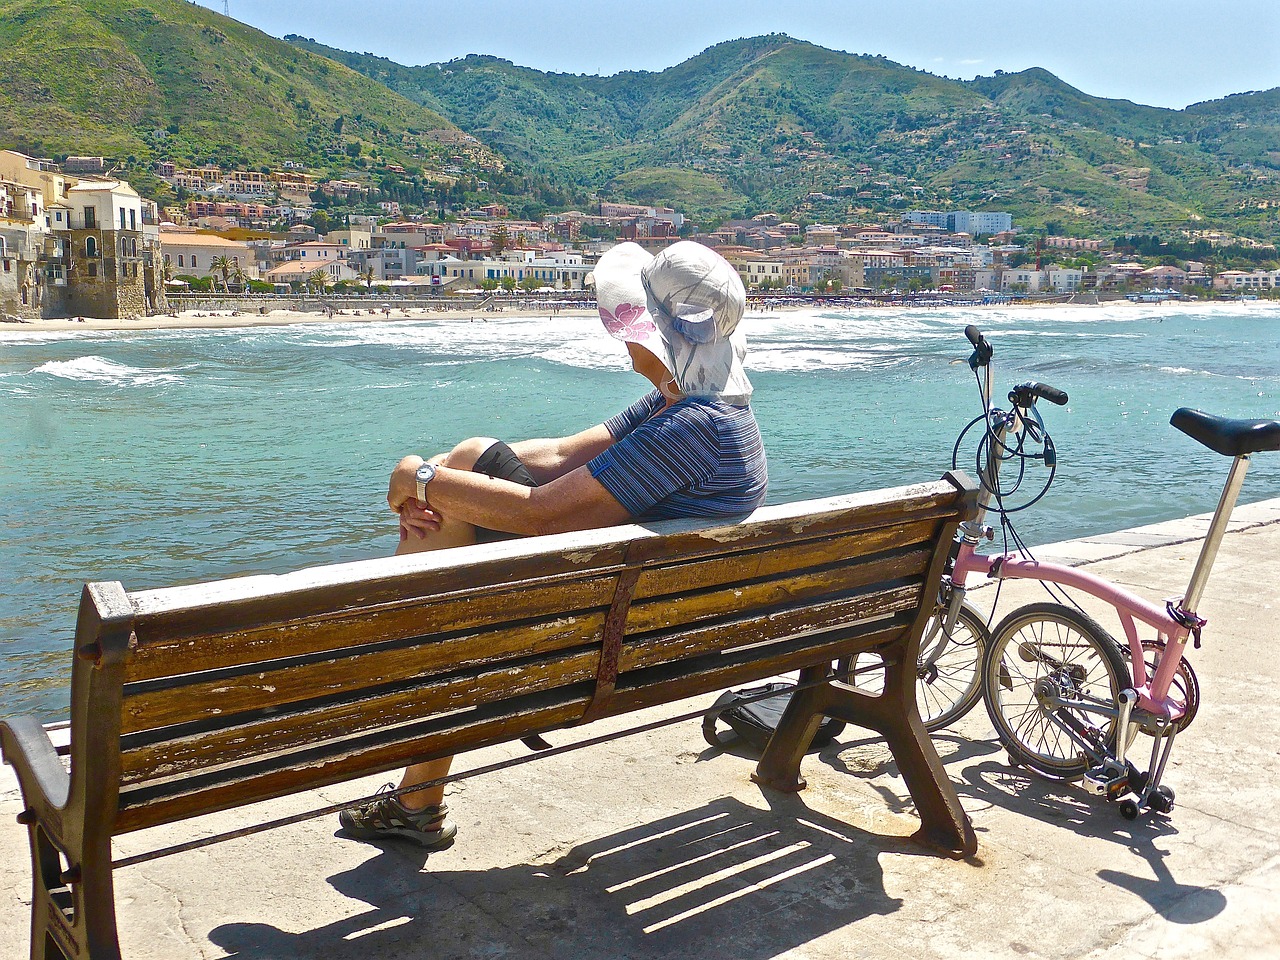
926, 325, 1280, 820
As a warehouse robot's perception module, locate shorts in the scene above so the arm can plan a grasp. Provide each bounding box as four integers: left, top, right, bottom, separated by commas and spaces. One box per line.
471, 440, 538, 543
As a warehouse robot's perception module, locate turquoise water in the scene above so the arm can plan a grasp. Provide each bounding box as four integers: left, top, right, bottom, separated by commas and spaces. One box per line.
2, 303, 1278, 720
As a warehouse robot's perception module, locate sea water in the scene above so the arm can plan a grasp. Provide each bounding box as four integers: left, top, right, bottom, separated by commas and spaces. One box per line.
2, 302, 1278, 720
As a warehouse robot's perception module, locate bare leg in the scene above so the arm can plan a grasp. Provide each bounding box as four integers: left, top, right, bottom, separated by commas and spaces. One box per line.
390, 436, 498, 809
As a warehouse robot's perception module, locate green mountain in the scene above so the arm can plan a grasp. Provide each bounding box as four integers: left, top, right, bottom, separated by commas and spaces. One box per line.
5, 3, 1276, 241
0, 0, 503, 197
290, 34, 1280, 241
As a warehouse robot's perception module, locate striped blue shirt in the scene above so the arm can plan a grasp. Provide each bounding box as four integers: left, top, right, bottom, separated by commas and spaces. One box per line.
588, 391, 768, 521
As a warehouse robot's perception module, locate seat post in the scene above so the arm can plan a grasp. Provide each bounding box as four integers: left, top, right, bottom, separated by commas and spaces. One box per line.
1181, 453, 1251, 615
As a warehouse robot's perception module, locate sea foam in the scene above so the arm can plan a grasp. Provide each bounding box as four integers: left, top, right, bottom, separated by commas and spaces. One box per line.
32, 356, 184, 386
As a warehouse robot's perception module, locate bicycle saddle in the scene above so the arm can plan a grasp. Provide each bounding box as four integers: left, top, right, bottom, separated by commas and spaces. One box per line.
1171, 408, 1280, 457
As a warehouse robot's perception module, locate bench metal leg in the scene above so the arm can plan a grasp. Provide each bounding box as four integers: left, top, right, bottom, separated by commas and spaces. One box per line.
22, 824, 122, 960
754, 662, 977, 858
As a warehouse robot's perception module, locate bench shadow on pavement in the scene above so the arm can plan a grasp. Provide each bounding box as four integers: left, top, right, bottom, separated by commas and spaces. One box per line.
822, 731, 1226, 925
208, 795, 921, 960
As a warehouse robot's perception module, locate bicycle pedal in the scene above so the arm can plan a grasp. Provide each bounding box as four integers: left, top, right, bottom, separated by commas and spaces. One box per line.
1082, 767, 1129, 798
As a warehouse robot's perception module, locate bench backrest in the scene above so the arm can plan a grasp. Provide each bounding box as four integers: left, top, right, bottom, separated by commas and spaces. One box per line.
64, 475, 975, 836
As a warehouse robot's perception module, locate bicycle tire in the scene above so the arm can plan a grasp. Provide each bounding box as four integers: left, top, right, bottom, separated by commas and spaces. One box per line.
842, 601, 990, 731
917, 602, 991, 730
982, 602, 1128, 780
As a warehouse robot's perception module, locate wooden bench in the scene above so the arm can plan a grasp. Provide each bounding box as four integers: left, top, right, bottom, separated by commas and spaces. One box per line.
2, 474, 978, 960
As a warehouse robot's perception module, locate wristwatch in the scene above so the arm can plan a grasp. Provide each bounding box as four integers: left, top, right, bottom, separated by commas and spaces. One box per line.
415, 462, 438, 501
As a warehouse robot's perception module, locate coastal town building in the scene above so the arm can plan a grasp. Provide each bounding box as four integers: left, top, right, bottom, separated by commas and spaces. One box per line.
57, 178, 157, 317
263, 258, 358, 289
0, 150, 165, 319
1213, 269, 1278, 292
158, 228, 257, 285
419, 249, 589, 290
903, 210, 1014, 235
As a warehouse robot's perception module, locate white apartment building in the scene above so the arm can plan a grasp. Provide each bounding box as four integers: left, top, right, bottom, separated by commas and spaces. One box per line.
999, 268, 1047, 292
422, 250, 589, 290
904, 210, 1014, 235
1047, 267, 1084, 292
1213, 270, 1278, 291
726, 254, 786, 288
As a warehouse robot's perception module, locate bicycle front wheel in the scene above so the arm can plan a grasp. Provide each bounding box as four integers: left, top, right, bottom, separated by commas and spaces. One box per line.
982, 602, 1128, 780
917, 602, 991, 730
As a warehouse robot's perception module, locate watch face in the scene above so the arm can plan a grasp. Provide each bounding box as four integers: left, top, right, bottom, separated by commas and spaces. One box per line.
416, 463, 437, 483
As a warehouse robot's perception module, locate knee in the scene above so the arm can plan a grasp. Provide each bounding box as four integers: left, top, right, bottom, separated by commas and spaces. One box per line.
442, 436, 499, 471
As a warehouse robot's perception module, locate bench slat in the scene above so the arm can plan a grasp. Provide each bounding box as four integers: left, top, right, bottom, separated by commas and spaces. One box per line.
125, 538, 633, 633
114, 695, 591, 835
628, 518, 939, 600
120, 649, 602, 784
626, 545, 931, 635
621, 582, 923, 672
121, 610, 609, 734
606, 618, 912, 716
123, 485, 960, 646
126, 575, 619, 683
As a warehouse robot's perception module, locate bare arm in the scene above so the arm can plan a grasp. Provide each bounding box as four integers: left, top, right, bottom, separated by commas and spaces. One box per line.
506, 424, 615, 484
389, 458, 631, 537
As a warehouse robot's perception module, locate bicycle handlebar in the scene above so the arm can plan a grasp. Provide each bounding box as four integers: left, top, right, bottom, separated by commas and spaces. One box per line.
965, 325, 993, 369
1009, 381, 1069, 407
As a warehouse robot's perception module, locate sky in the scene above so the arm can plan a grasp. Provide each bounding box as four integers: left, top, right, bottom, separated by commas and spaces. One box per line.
197, 0, 1280, 111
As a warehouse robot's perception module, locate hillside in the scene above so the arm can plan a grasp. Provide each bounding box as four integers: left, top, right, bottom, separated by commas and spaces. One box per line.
5, 3, 1276, 241
291, 34, 1280, 240
0, 0, 503, 197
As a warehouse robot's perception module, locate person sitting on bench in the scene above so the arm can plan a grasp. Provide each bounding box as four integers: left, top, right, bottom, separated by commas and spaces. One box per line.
339, 241, 770, 848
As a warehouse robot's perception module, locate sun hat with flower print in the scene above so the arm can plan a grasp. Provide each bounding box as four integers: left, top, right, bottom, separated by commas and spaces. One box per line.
591, 240, 752, 405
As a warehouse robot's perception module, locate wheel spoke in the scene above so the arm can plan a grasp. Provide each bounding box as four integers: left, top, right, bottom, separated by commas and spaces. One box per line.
983, 603, 1127, 780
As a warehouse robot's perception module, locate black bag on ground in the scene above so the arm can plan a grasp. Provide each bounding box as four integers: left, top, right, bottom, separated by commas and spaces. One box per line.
701, 682, 845, 753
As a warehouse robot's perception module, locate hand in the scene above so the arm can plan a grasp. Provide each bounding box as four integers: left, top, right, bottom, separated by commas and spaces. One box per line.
399, 499, 443, 540
387, 455, 426, 512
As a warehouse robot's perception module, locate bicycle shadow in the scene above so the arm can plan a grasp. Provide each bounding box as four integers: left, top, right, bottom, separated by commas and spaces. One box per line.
207, 795, 923, 960
807, 729, 1225, 924
954, 754, 1227, 924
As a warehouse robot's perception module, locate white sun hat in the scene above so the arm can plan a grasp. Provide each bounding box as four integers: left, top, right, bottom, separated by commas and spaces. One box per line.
592, 240, 752, 404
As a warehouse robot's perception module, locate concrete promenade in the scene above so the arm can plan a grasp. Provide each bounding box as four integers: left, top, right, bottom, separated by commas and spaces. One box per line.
2, 499, 1278, 960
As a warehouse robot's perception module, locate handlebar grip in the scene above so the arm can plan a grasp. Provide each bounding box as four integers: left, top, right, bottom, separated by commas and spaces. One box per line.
965, 325, 993, 369
1009, 381, 1069, 407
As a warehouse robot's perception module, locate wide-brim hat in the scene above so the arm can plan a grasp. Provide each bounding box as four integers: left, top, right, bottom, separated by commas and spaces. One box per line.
591, 241, 752, 404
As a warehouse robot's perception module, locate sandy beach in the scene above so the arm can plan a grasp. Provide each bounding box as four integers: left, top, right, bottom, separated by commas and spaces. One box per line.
2, 295, 1260, 334
1, 303, 603, 333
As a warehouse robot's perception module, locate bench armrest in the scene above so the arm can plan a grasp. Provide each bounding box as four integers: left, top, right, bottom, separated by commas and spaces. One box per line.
0, 715, 70, 823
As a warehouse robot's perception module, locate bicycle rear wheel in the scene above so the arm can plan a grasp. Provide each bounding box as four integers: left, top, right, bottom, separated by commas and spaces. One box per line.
841, 601, 990, 731
916, 602, 990, 730
982, 602, 1128, 780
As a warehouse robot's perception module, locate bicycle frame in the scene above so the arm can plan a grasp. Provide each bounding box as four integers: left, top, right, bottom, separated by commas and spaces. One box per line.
941, 325, 1279, 817
944, 389, 1255, 728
